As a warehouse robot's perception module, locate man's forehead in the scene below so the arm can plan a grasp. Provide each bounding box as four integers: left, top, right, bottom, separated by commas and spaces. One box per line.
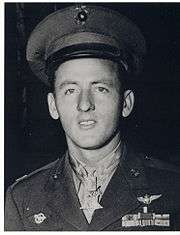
55, 58, 119, 82
54, 58, 120, 89
56, 58, 119, 72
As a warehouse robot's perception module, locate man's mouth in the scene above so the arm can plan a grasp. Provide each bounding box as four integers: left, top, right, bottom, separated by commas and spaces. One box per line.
78, 120, 96, 128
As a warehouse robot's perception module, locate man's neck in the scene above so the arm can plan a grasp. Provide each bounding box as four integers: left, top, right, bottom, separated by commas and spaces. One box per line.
66, 133, 121, 167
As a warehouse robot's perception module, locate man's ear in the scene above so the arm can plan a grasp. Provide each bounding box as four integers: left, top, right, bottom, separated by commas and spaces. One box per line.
122, 90, 135, 117
47, 93, 59, 120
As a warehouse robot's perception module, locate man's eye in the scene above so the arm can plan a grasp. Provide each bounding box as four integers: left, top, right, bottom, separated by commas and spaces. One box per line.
65, 89, 75, 95
96, 87, 109, 93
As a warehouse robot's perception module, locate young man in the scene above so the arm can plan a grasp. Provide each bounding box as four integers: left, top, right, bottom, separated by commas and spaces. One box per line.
5, 4, 180, 231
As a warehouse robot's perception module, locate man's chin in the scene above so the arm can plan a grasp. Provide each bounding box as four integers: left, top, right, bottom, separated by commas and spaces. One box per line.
71, 138, 106, 150
66, 129, 121, 150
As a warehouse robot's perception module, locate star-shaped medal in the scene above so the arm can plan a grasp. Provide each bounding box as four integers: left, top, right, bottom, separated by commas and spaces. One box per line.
80, 188, 103, 212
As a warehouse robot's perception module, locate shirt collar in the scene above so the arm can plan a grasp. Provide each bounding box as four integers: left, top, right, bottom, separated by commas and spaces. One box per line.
69, 141, 123, 180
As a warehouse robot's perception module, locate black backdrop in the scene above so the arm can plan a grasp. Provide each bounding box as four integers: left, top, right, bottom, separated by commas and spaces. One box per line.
5, 3, 180, 190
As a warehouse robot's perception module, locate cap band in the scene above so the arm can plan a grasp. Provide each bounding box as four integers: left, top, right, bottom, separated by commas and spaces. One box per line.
45, 43, 130, 77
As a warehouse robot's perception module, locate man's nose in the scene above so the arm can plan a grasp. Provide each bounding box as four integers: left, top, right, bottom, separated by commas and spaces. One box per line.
77, 90, 95, 112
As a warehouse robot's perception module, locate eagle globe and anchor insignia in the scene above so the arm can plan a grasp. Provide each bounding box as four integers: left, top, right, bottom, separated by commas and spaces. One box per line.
122, 194, 170, 228
74, 5, 89, 25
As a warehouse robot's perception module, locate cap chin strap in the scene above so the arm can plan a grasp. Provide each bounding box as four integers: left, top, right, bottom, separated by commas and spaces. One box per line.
45, 43, 132, 77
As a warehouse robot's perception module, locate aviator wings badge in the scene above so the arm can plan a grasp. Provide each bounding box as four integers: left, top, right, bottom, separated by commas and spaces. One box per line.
137, 194, 162, 205
137, 194, 162, 213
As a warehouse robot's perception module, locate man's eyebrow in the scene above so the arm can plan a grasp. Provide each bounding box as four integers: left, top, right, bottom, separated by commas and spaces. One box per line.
55, 81, 78, 88
92, 80, 113, 86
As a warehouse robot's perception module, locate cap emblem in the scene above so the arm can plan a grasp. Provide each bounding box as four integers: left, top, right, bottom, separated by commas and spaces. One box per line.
75, 5, 89, 25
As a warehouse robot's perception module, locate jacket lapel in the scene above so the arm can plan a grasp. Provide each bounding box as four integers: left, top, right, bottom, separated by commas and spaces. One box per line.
88, 146, 150, 231
44, 154, 89, 230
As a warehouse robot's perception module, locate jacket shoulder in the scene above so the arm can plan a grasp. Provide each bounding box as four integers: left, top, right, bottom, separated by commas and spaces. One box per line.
141, 154, 180, 174
9, 158, 60, 191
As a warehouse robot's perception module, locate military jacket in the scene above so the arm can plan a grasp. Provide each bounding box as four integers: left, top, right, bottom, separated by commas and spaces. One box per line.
5, 146, 180, 231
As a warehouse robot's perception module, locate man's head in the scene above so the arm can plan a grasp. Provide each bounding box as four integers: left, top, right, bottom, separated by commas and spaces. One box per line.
26, 4, 146, 150
47, 58, 134, 150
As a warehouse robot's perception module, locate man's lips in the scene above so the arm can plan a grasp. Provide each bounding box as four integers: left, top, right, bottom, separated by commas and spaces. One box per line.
78, 120, 96, 129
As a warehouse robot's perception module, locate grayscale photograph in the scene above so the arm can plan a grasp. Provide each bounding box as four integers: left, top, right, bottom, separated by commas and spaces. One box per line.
4, 2, 180, 231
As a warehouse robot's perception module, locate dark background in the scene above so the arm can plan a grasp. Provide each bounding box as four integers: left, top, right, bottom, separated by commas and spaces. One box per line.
5, 3, 180, 190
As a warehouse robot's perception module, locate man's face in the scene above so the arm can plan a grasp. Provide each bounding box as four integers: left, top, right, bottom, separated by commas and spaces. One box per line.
48, 58, 134, 150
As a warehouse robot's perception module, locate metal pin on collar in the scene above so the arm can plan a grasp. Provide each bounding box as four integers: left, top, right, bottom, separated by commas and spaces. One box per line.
130, 168, 140, 177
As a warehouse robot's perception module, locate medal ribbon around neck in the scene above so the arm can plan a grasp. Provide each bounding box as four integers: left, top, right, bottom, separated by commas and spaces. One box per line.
70, 141, 122, 212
